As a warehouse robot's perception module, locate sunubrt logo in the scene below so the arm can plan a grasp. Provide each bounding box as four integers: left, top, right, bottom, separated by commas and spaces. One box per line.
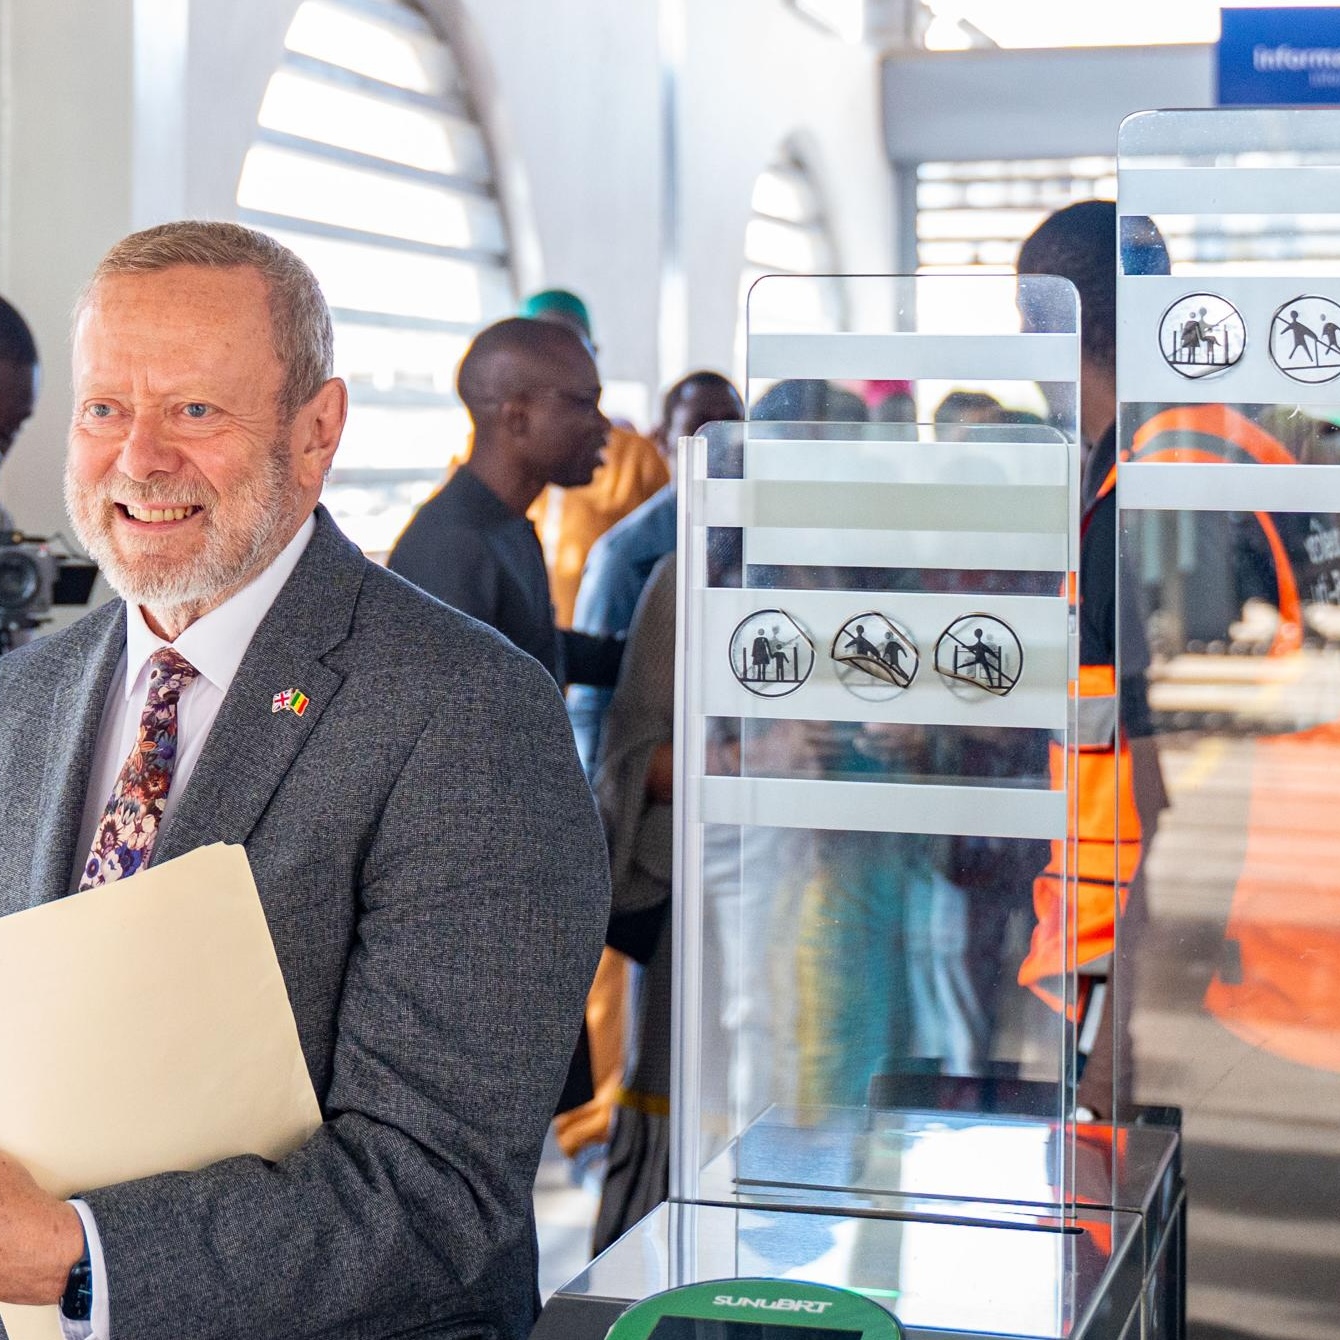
713, 1295, 834, 1315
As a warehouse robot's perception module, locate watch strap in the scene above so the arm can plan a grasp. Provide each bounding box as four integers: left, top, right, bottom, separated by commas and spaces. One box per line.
59, 1229, 93, 1322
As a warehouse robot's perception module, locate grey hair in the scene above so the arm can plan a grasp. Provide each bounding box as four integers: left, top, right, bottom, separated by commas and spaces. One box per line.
80, 220, 333, 419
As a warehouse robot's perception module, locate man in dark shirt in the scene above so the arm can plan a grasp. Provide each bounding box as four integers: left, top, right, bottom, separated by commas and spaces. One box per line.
389, 317, 622, 690
389, 317, 623, 1114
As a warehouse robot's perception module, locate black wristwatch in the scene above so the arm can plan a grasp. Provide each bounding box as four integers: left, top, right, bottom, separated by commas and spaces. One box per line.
60, 1228, 93, 1323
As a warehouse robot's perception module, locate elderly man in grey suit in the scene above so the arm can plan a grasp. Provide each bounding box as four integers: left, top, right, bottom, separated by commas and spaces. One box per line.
0, 221, 610, 1340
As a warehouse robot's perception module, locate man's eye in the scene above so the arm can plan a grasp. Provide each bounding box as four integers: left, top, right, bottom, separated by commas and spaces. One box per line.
87, 403, 114, 418
183, 403, 211, 419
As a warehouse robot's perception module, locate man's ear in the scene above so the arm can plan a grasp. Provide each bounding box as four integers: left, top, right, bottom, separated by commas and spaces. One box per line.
292, 377, 347, 488
500, 397, 530, 439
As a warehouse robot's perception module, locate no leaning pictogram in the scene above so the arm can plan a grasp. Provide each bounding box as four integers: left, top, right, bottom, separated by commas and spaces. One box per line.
831, 612, 919, 700
934, 615, 1022, 698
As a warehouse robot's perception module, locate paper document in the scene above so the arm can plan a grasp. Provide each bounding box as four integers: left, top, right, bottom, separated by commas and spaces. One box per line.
0, 844, 322, 1340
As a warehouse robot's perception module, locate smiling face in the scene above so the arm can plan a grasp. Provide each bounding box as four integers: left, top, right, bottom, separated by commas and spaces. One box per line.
65, 264, 345, 632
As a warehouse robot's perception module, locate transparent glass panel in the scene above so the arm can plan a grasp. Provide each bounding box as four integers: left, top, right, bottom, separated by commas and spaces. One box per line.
284, 0, 451, 95
569, 1200, 1135, 1340
735, 146, 845, 380
741, 268, 834, 328
674, 271, 1082, 1224
1118, 109, 1340, 1339
238, 143, 504, 252
746, 271, 1071, 427
914, 157, 1118, 277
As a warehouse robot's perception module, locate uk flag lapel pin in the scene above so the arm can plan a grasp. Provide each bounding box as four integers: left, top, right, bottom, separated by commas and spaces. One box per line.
272, 688, 310, 717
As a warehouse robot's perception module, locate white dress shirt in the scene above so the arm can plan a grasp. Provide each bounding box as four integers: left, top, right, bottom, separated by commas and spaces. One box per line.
61, 515, 315, 1340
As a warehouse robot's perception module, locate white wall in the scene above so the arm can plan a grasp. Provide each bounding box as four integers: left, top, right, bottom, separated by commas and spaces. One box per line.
0, 0, 892, 549
0, 0, 137, 542
678, 0, 893, 374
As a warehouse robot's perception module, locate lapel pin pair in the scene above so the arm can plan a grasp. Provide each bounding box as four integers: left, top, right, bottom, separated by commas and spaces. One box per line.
271, 688, 310, 717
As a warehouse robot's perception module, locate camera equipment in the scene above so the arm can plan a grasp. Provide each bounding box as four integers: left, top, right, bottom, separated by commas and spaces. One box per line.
0, 532, 99, 652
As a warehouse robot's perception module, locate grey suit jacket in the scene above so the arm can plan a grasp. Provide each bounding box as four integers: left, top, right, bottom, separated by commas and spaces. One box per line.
0, 508, 611, 1340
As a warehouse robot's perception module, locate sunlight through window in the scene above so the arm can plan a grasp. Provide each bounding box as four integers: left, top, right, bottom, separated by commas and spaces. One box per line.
240, 0, 513, 554
739, 145, 847, 383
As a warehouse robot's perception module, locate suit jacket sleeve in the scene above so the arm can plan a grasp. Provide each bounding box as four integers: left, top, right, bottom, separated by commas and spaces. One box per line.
80, 655, 611, 1340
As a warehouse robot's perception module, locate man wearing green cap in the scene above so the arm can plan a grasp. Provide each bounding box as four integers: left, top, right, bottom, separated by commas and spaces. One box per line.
518, 288, 594, 334
516, 290, 668, 629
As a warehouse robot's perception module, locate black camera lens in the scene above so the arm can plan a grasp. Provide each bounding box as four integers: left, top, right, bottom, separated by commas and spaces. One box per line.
0, 550, 39, 610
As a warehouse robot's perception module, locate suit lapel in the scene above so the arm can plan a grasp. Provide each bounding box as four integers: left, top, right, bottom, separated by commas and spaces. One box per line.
155, 510, 366, 864
32, 606, 126, 903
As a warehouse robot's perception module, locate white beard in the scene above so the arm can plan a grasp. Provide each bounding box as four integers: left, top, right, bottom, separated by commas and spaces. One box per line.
64, 445, 296, 615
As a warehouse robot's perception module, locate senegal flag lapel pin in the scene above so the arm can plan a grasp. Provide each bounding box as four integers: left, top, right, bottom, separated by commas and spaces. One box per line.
272, 688, 310, 717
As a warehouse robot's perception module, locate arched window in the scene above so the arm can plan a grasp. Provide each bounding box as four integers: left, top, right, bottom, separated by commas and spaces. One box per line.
237, 0, 513, 553
738, 144, 847, 379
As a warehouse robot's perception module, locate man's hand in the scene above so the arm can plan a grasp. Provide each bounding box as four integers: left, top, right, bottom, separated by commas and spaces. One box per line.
0, 1151, 84, 1305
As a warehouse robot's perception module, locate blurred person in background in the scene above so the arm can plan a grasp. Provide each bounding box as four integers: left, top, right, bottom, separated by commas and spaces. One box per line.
389, 317, 626, 1121
520, 290, 668, 626
569, 371, 744, 773
855, 378, 915, 424
751, 378, 867, 423
0, 295, 40, 534
933, 389, 1006, 441
558, 371, 742, 1189
589, 553, 677, 1253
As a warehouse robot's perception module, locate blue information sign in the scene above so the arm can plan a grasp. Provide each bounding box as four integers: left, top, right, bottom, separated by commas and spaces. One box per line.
1219, 7, 1340, 105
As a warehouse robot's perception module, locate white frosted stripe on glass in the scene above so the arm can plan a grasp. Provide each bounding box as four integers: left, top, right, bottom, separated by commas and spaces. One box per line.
748, 332, 1078, 383
1119, 273, 1340, 407
697, 587, 1069, 730
739, 438, 1070, 486
1119, 462, 1340, 512
741, 527, 1067, 571
699, 776, 1065, 840
1121, 166, 1340, 218
694, 479, 1069, 534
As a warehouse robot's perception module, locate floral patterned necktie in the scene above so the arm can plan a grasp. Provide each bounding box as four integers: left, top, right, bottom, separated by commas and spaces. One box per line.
78, 646, 200, 891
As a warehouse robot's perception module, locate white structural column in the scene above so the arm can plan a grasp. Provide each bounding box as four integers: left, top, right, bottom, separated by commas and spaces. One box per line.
131, 0, 189, 231
0, 0, 137, 540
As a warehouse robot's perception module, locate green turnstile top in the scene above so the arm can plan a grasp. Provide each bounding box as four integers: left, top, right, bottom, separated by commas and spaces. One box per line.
606, 1279, 904, 1340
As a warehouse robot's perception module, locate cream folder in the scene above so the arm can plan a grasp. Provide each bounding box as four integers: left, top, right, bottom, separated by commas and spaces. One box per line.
0, 844, 322, 1340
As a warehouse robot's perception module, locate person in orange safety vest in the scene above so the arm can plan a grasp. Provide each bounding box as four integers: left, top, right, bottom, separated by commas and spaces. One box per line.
1115, 403, 1340, 1074
1016, 202, 1169, 1117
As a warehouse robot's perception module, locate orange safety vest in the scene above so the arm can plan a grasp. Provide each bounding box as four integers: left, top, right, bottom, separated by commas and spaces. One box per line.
1022, 405, 1310, 1017
1129, 405, 1340, 1071
1018, 519, 1142, 1014
1019, 449, 1142, 1015
1126, 406, 1303, 657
